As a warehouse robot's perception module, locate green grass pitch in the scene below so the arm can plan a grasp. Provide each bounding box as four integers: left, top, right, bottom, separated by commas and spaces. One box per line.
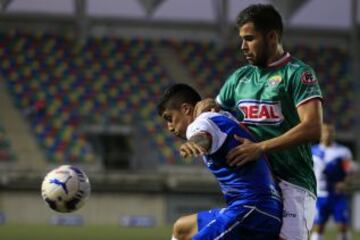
0, 224, 359, 240
0, 224, 171, 240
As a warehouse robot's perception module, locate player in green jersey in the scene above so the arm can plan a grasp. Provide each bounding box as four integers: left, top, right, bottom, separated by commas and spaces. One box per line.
195, 4, 323, 240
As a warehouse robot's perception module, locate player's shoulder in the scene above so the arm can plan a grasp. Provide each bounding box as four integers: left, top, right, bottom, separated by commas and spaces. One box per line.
195, 111, 238, 123
332, 143, 352, 154
228, 65, 256, 80
287, 55, 313, 70
311, 144, 324, 158
187, 112, 231, 144
284, 55, 318, 84
195, 111, 222, 121
189, 111, 238, 134
188, 112, 220, 134
286, 56, 316, 73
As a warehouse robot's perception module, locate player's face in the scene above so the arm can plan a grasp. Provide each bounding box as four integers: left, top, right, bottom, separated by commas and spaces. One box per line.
161, 107, 192, 139
321, 124, 335, 146
239, 22, 270, 67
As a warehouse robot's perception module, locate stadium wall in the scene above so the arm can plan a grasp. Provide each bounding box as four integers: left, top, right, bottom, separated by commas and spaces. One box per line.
0, 190, 224, 226
0, 171, 222, 225
0, 191, 166, 225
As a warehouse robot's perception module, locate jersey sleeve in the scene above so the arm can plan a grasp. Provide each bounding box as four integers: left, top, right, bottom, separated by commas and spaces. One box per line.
311, 145, 324, 159
290, 66, 323, 107
216, 70, 240, 111
186, 118, 227, 154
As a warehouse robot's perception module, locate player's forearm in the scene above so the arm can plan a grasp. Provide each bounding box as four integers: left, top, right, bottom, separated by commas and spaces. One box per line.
180, 133, 212, 158
260, 99, 322, 153
189, 133, 212, 152
259, 120, 321, 153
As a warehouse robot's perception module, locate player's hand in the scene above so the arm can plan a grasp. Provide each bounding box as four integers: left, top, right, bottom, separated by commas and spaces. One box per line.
179, 142, 206, 158
193, 98, 220, 118
226, 135, 263, 167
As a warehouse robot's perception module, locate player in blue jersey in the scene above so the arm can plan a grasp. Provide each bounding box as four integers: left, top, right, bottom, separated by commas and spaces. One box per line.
310, 122, 357, 240
157, 83, 282, 240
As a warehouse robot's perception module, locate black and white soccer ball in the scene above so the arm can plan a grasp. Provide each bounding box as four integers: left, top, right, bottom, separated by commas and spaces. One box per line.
41, 165, 91, 213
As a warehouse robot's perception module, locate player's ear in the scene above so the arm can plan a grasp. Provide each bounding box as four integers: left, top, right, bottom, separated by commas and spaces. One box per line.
180, 103, 193, 116
267, 30, 278, 44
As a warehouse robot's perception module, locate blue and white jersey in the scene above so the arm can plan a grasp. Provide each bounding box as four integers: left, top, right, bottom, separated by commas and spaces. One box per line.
312, 143, 354, 197
186, 111, 281, 207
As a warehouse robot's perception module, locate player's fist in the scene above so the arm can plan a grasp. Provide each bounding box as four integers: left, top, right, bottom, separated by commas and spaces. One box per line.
193, 98, 220, 118
179, 142, 206, 158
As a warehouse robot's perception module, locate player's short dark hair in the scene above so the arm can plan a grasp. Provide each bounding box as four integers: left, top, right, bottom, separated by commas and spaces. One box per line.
236, 4, 283, 39
157, 83, 201, 116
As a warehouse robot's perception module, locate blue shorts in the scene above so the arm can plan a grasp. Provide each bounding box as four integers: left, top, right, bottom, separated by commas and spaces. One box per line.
194, 205, 281, 240
314, 195, 350, 225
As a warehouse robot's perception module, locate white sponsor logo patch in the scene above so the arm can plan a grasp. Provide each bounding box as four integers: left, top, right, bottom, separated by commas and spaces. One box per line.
237, 100, 284, 125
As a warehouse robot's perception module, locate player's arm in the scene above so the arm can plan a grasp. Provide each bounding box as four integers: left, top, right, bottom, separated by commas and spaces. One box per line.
260, 98, 322, 151
227, 99, 322, 166
179, 132, 212, 158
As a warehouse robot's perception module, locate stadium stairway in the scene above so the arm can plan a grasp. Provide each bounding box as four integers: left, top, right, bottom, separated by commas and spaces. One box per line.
0, 82, 47, 171
155, 45, 206, 96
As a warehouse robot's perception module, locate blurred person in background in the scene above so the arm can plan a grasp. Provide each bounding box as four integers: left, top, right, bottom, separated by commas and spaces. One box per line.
311, 122, 357, 240
158, 83, 282, 240
194, 4, 323, 239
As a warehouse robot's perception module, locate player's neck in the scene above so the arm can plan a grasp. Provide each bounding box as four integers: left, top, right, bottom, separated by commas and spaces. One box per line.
188, 111, 195, 123
321, 141, 333, 147
267, 45, 285, 66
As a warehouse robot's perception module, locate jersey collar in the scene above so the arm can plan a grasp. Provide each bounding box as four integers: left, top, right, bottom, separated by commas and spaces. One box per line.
267, 52, 291, 68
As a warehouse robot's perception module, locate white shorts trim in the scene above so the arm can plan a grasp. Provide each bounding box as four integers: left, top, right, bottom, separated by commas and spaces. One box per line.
243, 205, 282, 223
279, 180, 317, 240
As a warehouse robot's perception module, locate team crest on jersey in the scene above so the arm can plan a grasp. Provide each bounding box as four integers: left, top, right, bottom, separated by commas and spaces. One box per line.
301, 71, 317, 84
268, 75, 282, 87
237, 100, 284, 125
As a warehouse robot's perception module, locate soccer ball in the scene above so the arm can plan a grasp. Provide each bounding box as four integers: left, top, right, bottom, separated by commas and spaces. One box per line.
41, 165, 91, 213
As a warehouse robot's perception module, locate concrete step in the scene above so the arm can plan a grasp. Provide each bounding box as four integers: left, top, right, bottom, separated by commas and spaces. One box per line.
0, 82, 47, 171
